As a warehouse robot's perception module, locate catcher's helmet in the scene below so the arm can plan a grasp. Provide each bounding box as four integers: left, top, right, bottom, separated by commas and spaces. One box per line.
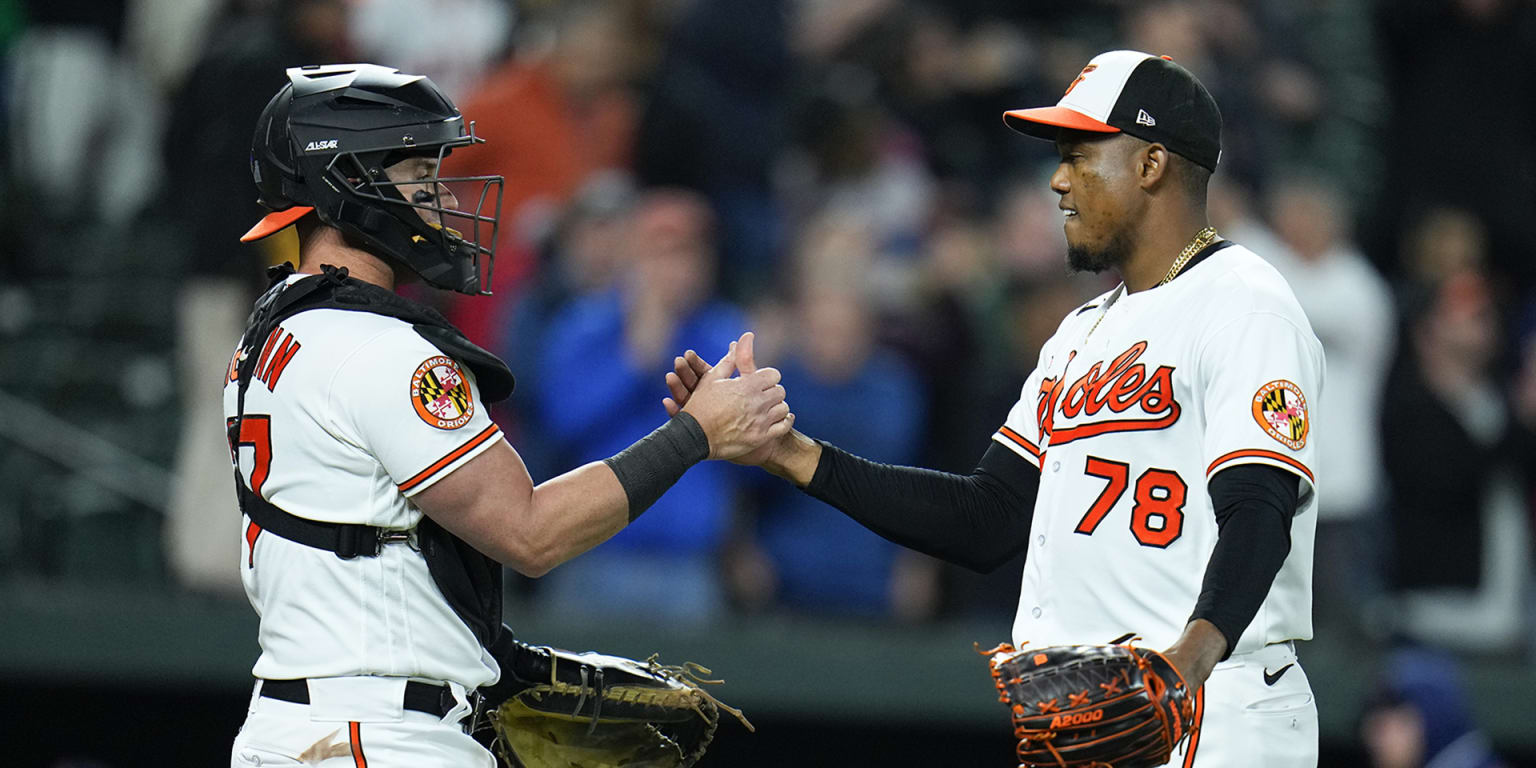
242, 64, 504, 295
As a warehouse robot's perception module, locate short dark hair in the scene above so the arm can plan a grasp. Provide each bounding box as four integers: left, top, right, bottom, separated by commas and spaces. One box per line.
1173, 153, 1211, 201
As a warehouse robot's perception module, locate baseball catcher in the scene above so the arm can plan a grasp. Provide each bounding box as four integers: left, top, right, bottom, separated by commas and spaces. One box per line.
226, 63, 786, 768
482, 635, 754, 768
980, 640, 1195, 768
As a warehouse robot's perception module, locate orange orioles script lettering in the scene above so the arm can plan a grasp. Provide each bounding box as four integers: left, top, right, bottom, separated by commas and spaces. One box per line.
1036, 341, 1180, 446
1050, 709, 1105, 728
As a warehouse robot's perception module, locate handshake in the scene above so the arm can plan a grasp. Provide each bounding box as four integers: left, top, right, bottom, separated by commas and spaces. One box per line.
659, 331, 818, 484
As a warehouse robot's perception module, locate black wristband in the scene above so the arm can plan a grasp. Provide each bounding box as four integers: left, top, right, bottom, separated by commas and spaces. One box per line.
603, 412, 710, 521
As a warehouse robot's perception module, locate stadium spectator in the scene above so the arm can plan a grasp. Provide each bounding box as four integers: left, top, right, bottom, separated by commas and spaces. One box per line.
633, 0, 791, 300
441, 0, 641, 347
1361, 646, 1508, 768
1380, 268, 1532, 651
532, 189, 747, 621
1401, 207, 1489, 285
730, 249, 932, 619
495, 172, 638, 485
1262, 175, 1396, 637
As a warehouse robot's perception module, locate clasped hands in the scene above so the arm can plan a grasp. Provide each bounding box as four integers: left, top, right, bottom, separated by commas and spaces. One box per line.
667, 332, 795, 462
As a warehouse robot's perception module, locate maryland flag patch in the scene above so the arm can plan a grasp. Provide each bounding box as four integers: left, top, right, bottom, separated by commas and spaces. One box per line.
411, 356, 474, 430
1251, 379, 1308, 450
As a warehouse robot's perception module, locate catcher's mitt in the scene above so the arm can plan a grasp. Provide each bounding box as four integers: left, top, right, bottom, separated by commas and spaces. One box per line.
979, 641, 1195, 768
484, 640, 753, 768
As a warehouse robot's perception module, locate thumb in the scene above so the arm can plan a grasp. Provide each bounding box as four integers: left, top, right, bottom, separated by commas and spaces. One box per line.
736, 331, 757, 374
702, 341, 738, 382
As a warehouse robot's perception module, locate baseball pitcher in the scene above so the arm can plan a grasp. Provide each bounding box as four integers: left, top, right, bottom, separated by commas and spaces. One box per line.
666, 50, 1323, 767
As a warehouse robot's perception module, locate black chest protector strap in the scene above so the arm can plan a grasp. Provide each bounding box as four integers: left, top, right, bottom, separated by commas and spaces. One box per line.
230, 263, 514, 647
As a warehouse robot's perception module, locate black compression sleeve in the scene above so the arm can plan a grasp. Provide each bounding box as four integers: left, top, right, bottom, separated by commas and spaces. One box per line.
603, 413, 710, 521
1189, 464, 1301, 659
802, 441, 1039, 573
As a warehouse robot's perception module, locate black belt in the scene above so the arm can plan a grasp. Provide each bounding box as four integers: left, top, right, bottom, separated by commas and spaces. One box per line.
259, 678, 471, 719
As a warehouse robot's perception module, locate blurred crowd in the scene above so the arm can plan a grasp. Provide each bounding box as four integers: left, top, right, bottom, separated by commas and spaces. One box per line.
2, 0, 1536, 757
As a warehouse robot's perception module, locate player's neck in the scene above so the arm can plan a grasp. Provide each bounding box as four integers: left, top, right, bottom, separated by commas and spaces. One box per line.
296, 226, 397, 291
1119, 209, 1211, 294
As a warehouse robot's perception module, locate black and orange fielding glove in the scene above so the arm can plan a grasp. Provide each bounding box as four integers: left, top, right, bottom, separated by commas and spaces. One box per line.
979, 642, 1196, 768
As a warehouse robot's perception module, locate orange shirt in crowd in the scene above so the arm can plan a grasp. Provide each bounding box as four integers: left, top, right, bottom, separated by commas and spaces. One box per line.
442, 58, 635, 346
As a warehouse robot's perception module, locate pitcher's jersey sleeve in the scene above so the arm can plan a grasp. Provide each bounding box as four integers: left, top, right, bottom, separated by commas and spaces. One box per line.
993, 362, 1048, 471
1197, 310, 1323, 500
328, 326, 503, 497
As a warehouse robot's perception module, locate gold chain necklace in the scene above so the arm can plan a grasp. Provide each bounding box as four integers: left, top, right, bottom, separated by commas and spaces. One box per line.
1084, 226, 1219, 340
1158, 226, 1219, 286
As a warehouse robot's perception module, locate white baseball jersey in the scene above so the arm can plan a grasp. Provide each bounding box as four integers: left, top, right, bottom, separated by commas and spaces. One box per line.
994, 243, 1323, 654
223, 277, 503, 689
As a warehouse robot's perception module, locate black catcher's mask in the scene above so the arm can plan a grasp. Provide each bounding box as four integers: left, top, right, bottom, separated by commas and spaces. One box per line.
243, 64, 504, 295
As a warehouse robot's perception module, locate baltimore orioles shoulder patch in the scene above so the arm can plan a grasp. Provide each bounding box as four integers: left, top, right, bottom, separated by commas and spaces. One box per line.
411, 355, 474, 430
1251, 379, 1308, 450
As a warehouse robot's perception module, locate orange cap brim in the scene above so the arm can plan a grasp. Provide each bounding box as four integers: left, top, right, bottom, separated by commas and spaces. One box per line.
240, 206, 314, 242
1003, 106, 1120, 138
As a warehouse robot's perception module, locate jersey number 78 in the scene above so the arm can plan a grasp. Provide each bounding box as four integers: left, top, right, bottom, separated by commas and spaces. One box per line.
1074, 456, 1186, 548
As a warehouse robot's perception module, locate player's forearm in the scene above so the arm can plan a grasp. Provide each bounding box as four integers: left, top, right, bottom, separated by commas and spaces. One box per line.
760, 429, 821, 486
1161, 618, 1227, 692
519, 413, 711, 574
520, 461, 631, 576
799, 441, 1038, 573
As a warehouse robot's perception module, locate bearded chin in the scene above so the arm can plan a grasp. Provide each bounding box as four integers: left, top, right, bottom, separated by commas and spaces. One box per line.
1066, 229, 1134, 274
1066, 244, 1113, 273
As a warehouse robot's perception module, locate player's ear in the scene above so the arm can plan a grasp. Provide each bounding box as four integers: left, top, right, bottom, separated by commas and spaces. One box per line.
1139, 143, 1170, 190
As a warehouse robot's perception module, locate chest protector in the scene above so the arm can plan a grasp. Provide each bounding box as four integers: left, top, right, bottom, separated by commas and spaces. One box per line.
229, 263, 515, 651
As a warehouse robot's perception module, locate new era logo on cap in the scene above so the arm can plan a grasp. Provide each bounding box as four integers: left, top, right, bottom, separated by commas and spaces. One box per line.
1003, 50, 1222, 172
